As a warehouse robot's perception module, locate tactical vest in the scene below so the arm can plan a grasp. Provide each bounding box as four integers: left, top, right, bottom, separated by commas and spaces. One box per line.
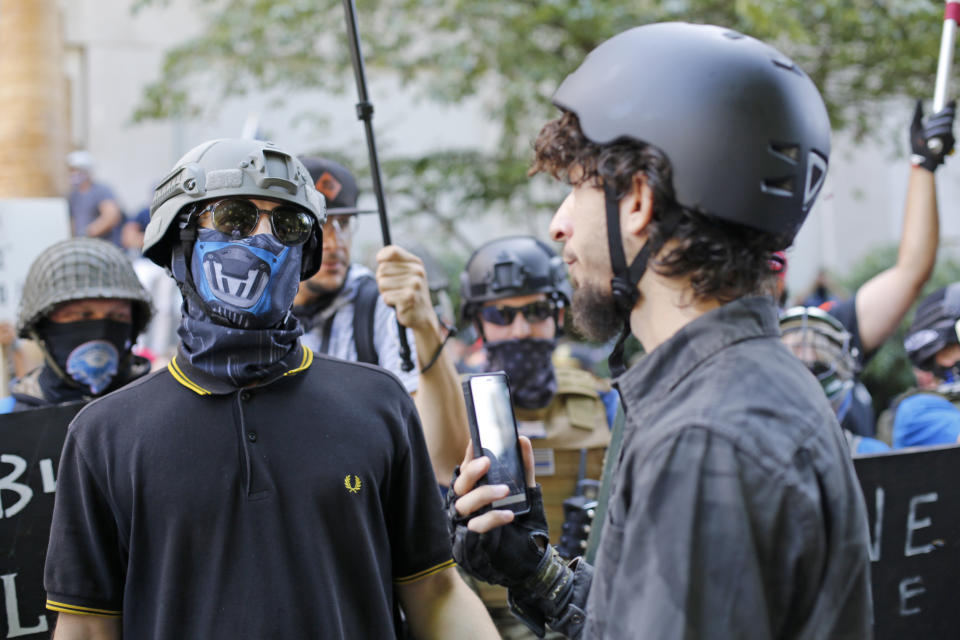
474, 365, 612, 609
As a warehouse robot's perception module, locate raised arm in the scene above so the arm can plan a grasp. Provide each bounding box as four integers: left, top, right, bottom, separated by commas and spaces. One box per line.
376, 245, 469, 483
855, 101, 955, 353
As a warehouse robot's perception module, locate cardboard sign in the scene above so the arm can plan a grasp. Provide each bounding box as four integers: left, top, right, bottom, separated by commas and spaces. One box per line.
0, 402, 82, 638
0, 199, 71, 322
854, 444, 960, 639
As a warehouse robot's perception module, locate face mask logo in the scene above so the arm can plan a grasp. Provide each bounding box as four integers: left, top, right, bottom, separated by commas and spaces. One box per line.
65, 340, 120, 395
201, 245, 271, 309
190, 228, 302, 329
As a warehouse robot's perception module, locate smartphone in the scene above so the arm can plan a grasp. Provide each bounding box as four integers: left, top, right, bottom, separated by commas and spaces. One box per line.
462, 371, 530, 514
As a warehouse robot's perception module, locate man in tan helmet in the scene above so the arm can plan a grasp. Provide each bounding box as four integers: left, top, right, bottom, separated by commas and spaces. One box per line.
44, 139, 496, 640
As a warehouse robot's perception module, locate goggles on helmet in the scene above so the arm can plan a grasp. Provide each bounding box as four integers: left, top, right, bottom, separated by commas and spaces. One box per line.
480, 300, 556, 326
197, 198, 315, 246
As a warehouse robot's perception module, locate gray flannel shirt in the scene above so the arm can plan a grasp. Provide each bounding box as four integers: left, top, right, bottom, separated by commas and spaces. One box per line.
572, 296, 873, 639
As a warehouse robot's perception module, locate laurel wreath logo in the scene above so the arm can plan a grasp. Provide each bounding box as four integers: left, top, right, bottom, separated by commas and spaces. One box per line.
344, 474, 362, 494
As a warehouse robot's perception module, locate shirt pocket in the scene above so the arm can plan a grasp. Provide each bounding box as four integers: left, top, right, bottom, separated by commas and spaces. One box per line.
586, 518, 624, 638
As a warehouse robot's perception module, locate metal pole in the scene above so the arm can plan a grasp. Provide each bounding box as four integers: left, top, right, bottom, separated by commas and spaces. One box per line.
341, 0, 414, 372
929, 1, 960, 152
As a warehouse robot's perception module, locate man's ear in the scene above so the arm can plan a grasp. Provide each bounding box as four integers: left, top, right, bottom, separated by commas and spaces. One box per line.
620, 173, 654, 240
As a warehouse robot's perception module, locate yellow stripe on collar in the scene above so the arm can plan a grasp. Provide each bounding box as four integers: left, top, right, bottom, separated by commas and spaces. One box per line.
284, 346, 314, 377
167, 356, 212, 396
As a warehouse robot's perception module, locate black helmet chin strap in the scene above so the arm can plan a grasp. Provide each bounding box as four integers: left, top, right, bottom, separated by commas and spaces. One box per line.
603, 183, 678, 377
605, 183, 651, 377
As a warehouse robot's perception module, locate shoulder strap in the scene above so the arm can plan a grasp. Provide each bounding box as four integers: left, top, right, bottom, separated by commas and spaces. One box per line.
352, 275, 380, 365
585, 397, 625, 564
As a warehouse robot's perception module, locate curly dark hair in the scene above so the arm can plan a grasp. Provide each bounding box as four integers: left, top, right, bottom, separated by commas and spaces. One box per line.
530, 111, 786, 304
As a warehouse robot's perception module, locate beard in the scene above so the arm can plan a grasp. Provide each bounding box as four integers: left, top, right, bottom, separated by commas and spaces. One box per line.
570, 281, 624, 341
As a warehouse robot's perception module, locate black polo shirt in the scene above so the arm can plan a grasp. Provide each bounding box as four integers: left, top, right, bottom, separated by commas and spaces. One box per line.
44, 345, 453, 639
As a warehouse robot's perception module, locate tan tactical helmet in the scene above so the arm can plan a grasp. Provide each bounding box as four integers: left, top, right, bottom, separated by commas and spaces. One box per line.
143, 138, 327, 279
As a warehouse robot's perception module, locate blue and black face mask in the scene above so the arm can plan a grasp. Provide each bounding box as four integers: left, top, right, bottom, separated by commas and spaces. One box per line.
42, 319, 133, 395
190, 228, 302, 330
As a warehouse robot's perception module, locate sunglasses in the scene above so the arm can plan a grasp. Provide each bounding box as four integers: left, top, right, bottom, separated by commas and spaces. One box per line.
479, 300, 556, 326
324, 214, 357, 241
198, 199, 315, 246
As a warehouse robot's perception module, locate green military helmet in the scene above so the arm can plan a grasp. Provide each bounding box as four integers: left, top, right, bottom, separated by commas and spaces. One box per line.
143, 138, 327, 279
17, 237, 153, 339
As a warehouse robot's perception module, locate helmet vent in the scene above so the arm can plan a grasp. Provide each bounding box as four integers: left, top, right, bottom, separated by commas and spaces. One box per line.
761, 176, 795, 197
770, 142, 799, 163
772, 58, 800, 75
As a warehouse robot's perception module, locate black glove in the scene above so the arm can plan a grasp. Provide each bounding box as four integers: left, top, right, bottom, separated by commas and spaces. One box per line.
446, 470, 549, 588
911, 99, 956, 172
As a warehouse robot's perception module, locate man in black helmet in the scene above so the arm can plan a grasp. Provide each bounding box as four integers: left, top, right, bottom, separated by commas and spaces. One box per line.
44, 139, 496, 640
459, 236, 613, 637
292, 157, 468, 483
1, 237, 153, 413
887, 283, 960, 448
449, 23, 872, 639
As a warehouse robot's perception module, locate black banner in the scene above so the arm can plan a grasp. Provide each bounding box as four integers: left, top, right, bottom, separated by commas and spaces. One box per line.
854, 444, 960, 640
0, 403, 82, 638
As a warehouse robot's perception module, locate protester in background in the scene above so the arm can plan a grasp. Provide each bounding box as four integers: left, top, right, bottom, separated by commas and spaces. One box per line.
121, 202, 152, 250
459, 235, 613, 638
448, 23, 872, 638
883, 283, 960, 448
44, 139, 496, 640
0, 321, 18, 412
1, 238, 152, 413
813, 100, 955, 438
780, 306, 891, 454
292, 157, 468, 483
66, 150, 125, 247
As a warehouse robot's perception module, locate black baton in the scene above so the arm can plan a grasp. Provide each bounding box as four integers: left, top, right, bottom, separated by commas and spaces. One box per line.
342, 0, 414, 372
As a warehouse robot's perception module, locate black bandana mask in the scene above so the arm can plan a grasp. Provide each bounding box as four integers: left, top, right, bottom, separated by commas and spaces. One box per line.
42, 319, 133, 395
485, 338, 557, 410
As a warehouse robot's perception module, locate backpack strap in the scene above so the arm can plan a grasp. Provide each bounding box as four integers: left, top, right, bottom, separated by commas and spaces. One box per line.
352, 275, 380, 365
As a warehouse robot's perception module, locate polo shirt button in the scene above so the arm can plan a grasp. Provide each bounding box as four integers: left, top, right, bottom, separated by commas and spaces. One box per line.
247, 431, 258, 442
240, 391, 251, 401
